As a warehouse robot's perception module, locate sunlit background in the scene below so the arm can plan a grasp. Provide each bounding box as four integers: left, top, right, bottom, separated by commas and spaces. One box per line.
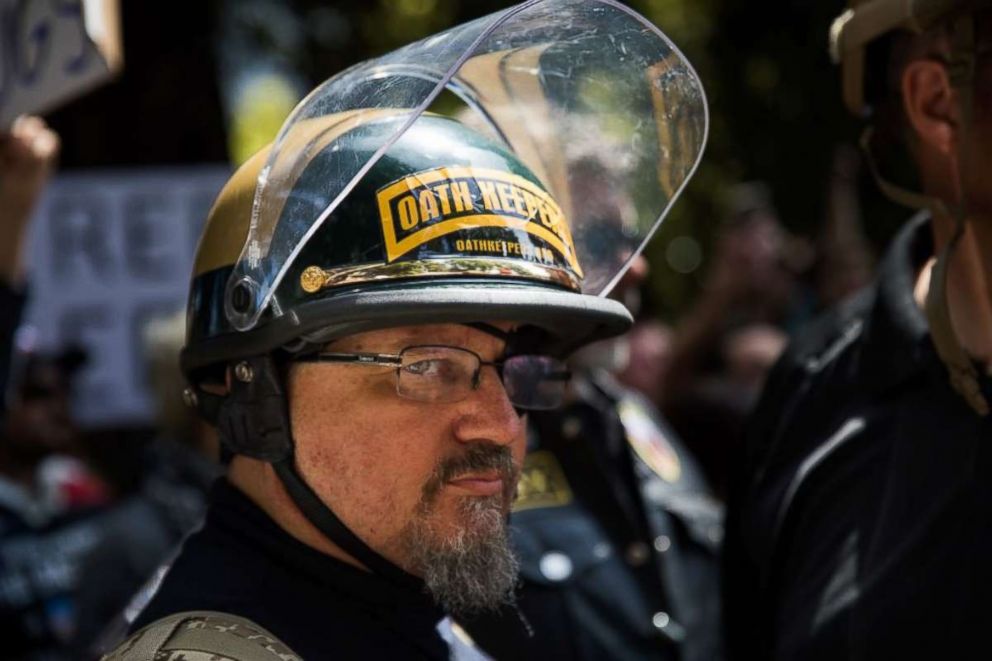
33, 0, 901, 436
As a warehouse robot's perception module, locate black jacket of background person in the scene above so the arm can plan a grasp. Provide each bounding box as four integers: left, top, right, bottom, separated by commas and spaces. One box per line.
132, 479, 486, 660
462, 372, 723, 661
0, 284, 26, 423
723, 213, 992, 660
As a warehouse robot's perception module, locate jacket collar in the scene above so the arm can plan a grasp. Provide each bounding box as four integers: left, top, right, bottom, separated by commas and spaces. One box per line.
211, 480, 445, 626
858, 212, 940, 393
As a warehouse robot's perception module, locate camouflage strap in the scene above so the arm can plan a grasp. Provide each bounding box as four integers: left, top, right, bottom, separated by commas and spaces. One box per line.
102, 611, 302, 661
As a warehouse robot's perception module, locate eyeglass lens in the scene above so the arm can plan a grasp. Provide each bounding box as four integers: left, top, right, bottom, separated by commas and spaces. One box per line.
501, 355, 569, 410
397, 346, 567, 410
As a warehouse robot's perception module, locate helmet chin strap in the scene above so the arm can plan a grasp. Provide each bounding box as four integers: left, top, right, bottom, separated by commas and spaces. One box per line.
859, 12, 989, 416
216, 354, 423, 589
272, 458, 423, 588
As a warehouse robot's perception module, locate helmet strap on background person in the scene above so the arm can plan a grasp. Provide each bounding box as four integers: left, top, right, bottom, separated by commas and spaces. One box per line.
922, 12, 990, 415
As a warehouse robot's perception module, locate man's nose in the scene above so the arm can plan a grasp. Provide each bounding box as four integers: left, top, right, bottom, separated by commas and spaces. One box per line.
451, 365, 523, 446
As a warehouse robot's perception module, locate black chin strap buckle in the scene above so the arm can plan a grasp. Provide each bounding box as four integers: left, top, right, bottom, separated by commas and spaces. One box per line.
216, 354, 293, 462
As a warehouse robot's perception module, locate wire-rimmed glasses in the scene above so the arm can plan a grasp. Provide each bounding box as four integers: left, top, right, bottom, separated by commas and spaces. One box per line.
294, 345, 570, 410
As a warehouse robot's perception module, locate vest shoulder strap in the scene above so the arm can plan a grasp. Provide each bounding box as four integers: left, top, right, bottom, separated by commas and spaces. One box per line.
102, 611, 302, 661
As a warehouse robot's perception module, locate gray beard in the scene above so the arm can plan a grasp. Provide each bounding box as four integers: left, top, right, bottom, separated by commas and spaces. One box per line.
398, 445, 520, 616
405, 496, 519, 616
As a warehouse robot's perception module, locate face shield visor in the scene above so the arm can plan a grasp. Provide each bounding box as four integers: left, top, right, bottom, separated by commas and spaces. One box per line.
223, 0, 708, 333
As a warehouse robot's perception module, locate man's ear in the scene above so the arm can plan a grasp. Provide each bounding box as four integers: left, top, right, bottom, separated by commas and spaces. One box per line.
902, 58, 959, 156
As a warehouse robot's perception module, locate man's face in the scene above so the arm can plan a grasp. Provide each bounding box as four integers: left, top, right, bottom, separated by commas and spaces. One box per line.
287, 322, 527, 612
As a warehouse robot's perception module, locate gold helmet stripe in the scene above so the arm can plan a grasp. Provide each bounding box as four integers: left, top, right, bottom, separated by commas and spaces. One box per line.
193, 110, 409, 277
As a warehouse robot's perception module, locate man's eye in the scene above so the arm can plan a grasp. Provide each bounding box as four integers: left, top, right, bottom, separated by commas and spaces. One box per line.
403, 359, 450, 378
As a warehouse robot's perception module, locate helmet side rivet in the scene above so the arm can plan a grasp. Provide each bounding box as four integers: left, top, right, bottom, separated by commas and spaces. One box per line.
182, 387, 198, 408
234, 361, 254, 383
231, 282, 252, 313
300, 266, 327, 294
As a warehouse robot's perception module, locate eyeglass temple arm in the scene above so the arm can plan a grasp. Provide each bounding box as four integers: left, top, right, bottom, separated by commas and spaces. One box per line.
301, 353, 403, 366
463, 322, 511, 342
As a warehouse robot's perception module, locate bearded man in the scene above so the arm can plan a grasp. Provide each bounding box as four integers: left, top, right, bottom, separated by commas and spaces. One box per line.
104, 2, 707, 657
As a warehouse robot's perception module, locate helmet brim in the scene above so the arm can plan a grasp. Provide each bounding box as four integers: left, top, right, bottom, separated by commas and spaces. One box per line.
182, 280, 632, 376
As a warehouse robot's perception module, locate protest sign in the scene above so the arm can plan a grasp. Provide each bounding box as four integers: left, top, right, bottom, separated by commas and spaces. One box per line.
0, 0, 122, 126
22, 166, 229, 426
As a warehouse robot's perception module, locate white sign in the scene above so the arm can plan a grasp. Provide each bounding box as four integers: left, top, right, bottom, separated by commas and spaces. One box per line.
0, 0, 122, 126
23, 166, 230, 426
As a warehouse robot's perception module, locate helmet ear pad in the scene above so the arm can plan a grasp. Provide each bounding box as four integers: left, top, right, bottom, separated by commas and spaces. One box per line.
215, 354, 293, 463
210, 353, 423, 586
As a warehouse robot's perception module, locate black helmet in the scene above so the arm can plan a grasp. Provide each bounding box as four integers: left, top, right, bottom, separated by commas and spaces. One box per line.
183, 112, 632, 387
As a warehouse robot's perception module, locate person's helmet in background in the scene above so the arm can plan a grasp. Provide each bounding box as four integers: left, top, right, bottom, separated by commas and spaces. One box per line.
829, 0, 990, 117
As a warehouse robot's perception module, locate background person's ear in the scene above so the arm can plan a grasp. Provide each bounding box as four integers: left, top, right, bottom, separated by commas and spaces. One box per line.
902, 58, 959, 157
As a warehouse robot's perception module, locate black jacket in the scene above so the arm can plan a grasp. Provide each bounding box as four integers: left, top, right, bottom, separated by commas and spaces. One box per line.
463, 373, 722, 661
133, 480, 478, 660
0, 283, 26, 423
723, 214, 992, 660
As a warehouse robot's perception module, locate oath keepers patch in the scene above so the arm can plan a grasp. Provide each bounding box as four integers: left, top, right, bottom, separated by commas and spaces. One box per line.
618, 398, 682, 483
375, 166, 583, 276
513, 450, 573, 512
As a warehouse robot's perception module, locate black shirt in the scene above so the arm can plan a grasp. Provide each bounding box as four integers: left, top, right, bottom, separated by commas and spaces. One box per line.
133, 479, 462, 659
723, 214, 992, 660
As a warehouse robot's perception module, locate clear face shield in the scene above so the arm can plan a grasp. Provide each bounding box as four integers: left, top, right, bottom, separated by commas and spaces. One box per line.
223, 0, 708, 333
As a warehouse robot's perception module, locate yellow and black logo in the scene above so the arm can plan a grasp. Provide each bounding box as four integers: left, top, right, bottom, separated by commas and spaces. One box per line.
376, 166, 583, 276
513, 450, 573, 512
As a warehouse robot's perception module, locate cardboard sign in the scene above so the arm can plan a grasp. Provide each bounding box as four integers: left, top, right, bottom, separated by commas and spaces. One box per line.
22, 166, 229, 426
0, 0, 122, 126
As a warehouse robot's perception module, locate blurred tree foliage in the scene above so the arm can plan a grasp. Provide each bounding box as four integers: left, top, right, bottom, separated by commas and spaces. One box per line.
241, 0, 908, 318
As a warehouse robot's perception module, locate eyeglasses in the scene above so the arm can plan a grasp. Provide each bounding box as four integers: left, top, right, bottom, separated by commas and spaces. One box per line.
294, 345, 570, 410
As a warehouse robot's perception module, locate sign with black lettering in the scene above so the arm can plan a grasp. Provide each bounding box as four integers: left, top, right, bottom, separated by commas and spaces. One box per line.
0, 0, 122, 126
22, 167, 229, 426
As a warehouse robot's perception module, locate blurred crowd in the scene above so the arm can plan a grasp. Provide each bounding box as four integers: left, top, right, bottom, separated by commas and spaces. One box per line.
2, 0, 985, 656
0, 107, 876, 659
0, 118, 220, 659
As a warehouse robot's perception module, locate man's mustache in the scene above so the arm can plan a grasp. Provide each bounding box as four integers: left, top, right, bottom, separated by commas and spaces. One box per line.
422, 443, 518, 502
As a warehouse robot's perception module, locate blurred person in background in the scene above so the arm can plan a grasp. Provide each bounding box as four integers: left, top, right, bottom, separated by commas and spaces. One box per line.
814, 144, 876, 308
724, 1, 992, 658
1, 116, 61, 418
617, 318, 673, 406
652, 147, 874, 499
0, 116, 118, 659
1, 346, 109, 521
75, 310, 220, 656
462, 130, 722, 661
656, 183, 798, 498
0, 116, 217, 660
